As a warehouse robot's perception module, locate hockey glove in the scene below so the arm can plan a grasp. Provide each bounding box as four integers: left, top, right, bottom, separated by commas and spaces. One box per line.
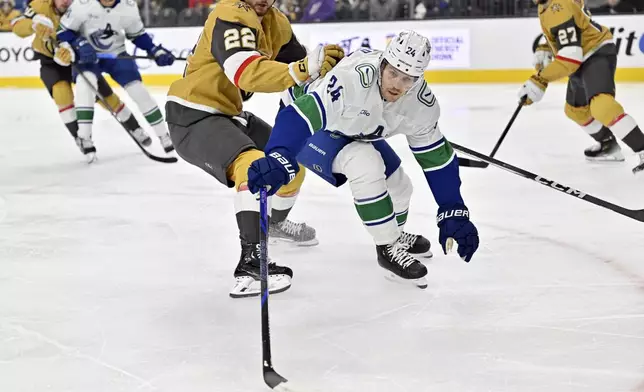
54, 42, 75, 67
149, 45, 175, 66
288, 44, 344, 85
71, 37, 97, 65
437, 206, 479, 262
518, 74, 548, 105
247, 151, 299, 196
32, 14, 55, 41
532, 44, 553, 72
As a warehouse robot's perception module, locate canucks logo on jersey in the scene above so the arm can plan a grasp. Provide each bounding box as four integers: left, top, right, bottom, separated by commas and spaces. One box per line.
88, 23, 119, 51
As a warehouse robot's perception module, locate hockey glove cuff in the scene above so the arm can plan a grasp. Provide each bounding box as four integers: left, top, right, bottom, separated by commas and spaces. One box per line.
149, 45, 175, 67
71, 37, 97, 65
532, 44, 553, 72
247, 150, 299, 196
518, 74, 548, 106
32, 14, 55, 41
437, 206, 479, 262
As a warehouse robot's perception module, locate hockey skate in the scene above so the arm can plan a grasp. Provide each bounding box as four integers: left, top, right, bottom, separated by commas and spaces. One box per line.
159, 133, 175, 153
377, 240, 428, 289
632, 152, 644, 174
75, 137, 97, 163
585, 134, 625, 162
229, 241, 293, 298
129, 127, 152, 147
269, 219, 319, 246
398, 231, 433, 258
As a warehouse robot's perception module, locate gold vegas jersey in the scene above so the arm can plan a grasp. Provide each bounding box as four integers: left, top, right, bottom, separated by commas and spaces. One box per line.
538, 0, 612, 66
167, 0, 305, 118
12, 0, 62, 58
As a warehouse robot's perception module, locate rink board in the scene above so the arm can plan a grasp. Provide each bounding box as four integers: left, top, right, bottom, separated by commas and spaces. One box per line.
0, 15, 643, 86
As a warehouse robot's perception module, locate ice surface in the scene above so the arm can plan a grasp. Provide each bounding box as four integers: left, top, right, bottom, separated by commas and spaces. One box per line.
1, 83, 644, 392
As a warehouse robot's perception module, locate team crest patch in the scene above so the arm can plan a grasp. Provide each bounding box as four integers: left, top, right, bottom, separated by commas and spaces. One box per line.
235, 1, 251, 11
550, 3, 562, 12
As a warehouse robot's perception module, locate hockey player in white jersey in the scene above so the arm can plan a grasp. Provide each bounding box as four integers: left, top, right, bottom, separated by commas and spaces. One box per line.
56, 0, 175, 158
247, 31, 480, 288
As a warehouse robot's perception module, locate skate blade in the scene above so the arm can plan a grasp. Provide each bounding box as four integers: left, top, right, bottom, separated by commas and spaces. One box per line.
85, 152, 97, 164
409, 249, 433, 259
585, 155, 625, 163
229, 274, 292, 298
269, 237, 319, 247
384, 272, 428, 289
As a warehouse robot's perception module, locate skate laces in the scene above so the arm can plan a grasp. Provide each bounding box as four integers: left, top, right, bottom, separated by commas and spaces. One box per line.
278, 219, 305, 236
398, 232, 419, 247
389, 242, 416, 268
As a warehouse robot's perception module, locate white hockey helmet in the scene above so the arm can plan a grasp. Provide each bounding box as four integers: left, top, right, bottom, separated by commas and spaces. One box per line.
382, 30, 431, 78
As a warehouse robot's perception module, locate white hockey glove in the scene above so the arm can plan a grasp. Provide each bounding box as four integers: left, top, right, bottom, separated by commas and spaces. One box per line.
532, 44, 553, 72
32, 14, 55, 41
518, 74, 548, 106
288, 44, 344, 86
54, 42, 75, 67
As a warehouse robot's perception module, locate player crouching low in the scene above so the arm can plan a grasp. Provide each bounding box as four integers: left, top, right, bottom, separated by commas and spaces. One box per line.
523, 0, 644, 174
248, 31, 480, 289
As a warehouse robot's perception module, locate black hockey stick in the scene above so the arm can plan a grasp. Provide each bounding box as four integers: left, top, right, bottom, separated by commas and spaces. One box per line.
458, 97, 526, 168
259, 187, 299, 391
451, 142, 644, 222
72, 64, 178, 164
96, 53, 188, 61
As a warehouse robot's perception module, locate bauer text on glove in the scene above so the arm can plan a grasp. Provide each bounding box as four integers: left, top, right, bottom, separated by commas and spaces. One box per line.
247, 151, 299, 196
437, 206, 479, 262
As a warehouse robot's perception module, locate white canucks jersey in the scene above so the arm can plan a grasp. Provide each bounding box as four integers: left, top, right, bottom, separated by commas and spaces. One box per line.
282, 48, 448, 157
59, 0, 146, 54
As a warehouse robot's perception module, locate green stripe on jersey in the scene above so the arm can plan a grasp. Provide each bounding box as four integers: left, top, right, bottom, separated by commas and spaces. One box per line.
293, 94, 323, 133
355, 193, 394, 224
413, 141, 455, 172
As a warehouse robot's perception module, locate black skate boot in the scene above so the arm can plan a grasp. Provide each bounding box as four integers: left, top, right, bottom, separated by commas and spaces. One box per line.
229, 241, 293, 298
585, 134, 625, 162
398, 231, 433, 258
377, 240, 428, 289
633, 152, 644, 175
75, 137, 97, 163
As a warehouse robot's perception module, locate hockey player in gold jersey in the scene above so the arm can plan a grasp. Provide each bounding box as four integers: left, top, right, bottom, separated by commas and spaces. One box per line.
522, 0, 644, 174
166, 0, 344, 298
0, 0, 20, 31
12, 0, 150, 162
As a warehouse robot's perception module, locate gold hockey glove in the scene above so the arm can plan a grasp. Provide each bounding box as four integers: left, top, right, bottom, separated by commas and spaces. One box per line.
54, 42, 75, 67
288, 44, 345, 85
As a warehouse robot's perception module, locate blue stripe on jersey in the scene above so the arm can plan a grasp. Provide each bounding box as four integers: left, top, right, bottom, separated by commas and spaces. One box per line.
355, 190, 388, 204
410, 137, 444, 152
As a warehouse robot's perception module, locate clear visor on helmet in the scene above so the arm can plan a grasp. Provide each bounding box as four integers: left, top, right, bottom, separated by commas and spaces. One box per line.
381, 60, 420, 91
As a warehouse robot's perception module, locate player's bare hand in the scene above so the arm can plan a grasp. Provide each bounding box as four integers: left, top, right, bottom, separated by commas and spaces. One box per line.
518, 74, 548, 105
